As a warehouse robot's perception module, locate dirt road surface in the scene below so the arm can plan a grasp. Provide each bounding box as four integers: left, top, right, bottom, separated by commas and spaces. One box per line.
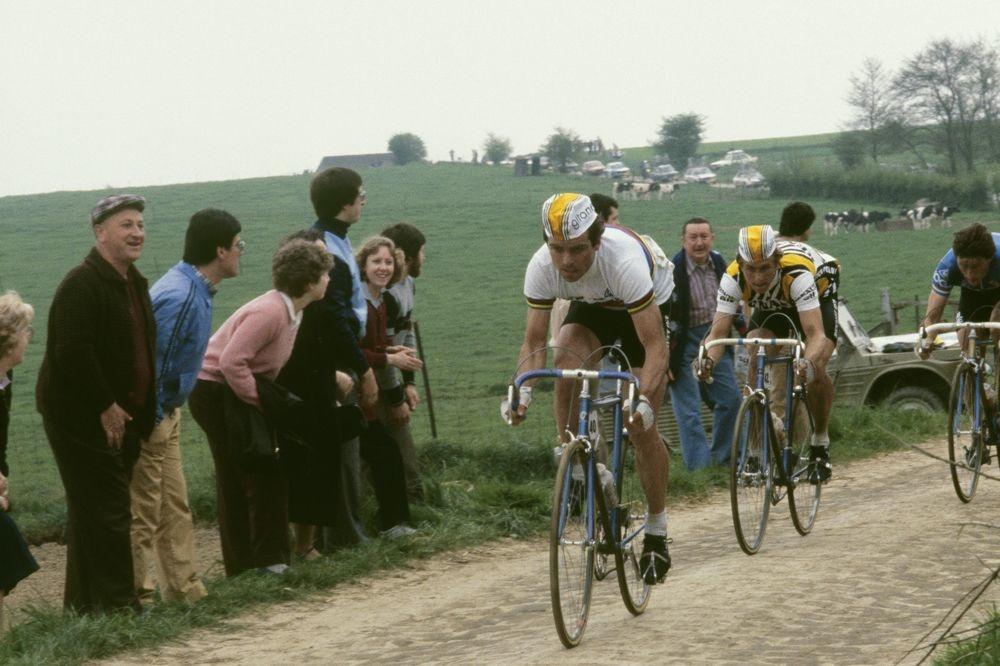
24, 439, 1000, 664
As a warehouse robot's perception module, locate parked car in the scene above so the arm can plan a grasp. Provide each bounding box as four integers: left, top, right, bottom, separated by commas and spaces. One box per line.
650, 164, 679, 183
684, 166, 717, 184
710, 149, 758, 169
830, 301, 960, 412
539, 156, 552, 170
732, 169, 766, 188
582, 160, 605, 176
605, 161, 631, 179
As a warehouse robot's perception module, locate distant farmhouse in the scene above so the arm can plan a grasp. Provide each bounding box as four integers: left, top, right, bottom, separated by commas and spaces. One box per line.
316, 152, 395, 171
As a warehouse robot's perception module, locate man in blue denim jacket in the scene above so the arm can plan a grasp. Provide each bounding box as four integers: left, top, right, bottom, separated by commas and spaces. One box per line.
129, 208, 243, 605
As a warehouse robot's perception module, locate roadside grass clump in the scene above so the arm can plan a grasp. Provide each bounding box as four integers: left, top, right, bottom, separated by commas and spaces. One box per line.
936, 608, 1000, 664
830, 405, 945, 460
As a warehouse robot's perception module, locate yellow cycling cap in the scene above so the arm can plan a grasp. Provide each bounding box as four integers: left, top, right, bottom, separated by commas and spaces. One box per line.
737, 224, 777, 262
541, 193, 597, 242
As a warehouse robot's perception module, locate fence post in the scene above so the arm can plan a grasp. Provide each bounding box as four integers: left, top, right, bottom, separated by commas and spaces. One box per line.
881, 287, 895, 334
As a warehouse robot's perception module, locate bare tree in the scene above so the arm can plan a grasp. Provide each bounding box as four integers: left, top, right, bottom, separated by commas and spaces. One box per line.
972, 39, 1000, 163
847, 58, 896, 162
893, 39, 979, 174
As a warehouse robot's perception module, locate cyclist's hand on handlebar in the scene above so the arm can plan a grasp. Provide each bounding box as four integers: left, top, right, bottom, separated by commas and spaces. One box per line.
794, 357, 816, 384
625, 395, 655, 435
691, 357, 714, 382
501, 386, 533, 425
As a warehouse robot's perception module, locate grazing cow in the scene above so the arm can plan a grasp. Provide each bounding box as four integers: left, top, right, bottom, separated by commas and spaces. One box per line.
937, 205, 959, 227
859, 210, 891, 233
823, 211, 840, 235
611, 180, 633, 198
631, 181, 652, 200
907, 205, 936, 230
649, 182, 677, 200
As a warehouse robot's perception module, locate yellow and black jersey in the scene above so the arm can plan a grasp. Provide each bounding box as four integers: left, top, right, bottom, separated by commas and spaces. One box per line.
716, 252, 820, 315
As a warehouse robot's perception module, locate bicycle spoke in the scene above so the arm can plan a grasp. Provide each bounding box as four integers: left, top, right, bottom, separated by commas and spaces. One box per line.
731, 398, 772, 555
948, 366, 983, 503
550, 440, 594, 648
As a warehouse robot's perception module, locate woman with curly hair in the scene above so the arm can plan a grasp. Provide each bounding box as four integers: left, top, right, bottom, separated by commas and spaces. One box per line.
188, 239, 333, 577
0, 291, 39, 633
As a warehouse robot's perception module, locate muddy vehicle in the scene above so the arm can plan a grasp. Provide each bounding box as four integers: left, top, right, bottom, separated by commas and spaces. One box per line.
830, 300, 960, 412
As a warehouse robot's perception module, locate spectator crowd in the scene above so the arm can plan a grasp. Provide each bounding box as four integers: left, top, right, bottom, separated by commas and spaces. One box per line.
0, 167, 430, 624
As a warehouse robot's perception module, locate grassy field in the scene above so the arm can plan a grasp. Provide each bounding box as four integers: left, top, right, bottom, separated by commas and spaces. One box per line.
1, 163, 996, 542
0, 159, 993, 662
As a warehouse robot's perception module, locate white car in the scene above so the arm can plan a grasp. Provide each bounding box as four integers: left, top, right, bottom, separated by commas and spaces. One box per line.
684, 166, 716, 184
582, 160, 605, 175
733, 169, 766, 188
605, 161, 631, 179
710, 149, 758, 169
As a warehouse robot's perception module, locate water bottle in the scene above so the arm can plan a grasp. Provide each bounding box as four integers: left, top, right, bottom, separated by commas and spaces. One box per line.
597, 463, 618, 508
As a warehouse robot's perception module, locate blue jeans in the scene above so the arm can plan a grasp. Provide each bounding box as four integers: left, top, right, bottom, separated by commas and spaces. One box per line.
668, 323, 741, 470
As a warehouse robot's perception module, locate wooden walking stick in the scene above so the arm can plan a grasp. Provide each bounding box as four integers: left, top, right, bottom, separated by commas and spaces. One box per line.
413, 320, 438, 438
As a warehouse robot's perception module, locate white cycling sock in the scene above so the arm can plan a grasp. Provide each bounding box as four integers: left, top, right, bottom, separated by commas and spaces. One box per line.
646, 509, 668, 536
811, 432, 831, 449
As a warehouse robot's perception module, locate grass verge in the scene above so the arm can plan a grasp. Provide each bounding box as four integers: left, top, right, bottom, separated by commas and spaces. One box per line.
934, 608, 1000, 664
0, 406, 945, 664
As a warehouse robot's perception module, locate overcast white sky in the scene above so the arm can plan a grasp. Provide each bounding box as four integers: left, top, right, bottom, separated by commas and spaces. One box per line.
1, 0, 998, 196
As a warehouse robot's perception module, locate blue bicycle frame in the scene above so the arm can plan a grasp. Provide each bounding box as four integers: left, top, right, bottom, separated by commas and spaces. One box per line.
510, 367, 640, 552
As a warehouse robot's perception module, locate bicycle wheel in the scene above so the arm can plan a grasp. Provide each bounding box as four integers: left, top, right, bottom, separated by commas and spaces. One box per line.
731, 397, 773, 555
550, 438, 594, 648
786, 394, 820, 535
948, 365, 983, 503
611, 437, 651, 615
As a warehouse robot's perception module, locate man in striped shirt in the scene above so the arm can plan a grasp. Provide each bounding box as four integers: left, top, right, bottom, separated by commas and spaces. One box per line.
667, 218, 741, 470
508, 193, 675, 584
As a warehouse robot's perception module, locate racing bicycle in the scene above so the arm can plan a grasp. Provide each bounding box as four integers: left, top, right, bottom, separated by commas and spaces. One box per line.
918, 321, 1000, 502
506, 364, 650, 648
699, 336, 822, 555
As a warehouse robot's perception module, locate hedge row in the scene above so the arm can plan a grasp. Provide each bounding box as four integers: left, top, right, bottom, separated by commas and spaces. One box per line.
766, 165, 996, 211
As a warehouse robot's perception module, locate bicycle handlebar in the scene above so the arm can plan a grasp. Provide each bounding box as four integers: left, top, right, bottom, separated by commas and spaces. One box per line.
696, 337, 804, 384
506, 368, 640, 426
917, 321, 1000, 354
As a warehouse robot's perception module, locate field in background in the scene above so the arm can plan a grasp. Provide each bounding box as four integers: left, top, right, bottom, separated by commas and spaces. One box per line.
0, 163, 995, 542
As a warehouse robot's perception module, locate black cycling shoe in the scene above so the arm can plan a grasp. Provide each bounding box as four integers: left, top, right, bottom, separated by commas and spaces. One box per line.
808, 446, 831, 484
639, 534, 671, 585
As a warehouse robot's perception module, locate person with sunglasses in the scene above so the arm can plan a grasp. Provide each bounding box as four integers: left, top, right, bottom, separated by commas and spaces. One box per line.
129, 208, 244, 607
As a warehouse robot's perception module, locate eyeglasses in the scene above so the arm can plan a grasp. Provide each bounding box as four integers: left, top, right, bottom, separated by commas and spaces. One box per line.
234, 239, 247, 252
358, 190, 367, 203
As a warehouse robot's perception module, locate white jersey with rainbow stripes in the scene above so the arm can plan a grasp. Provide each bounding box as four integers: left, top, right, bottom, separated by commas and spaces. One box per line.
524, 225, 674, 314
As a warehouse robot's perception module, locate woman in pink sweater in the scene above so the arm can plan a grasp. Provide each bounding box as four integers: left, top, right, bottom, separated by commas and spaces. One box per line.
189, 239, 332, 577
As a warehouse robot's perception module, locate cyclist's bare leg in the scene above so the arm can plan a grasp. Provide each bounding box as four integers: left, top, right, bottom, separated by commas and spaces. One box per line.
808, 338, 836, 438
552, 324, 601, 443
630, 372, 669, 515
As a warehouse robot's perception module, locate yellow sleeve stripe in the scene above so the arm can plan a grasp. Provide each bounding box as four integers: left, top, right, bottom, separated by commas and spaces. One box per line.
626, 291, 655, 314
526, 297, 554, 310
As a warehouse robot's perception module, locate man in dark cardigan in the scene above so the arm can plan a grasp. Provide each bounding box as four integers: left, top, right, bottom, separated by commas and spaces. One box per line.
668, 217, 742, 470
36, 194, 156, 614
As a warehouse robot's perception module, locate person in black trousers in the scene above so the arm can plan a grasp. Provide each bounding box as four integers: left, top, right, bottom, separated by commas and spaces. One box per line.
36, 194, 157, 614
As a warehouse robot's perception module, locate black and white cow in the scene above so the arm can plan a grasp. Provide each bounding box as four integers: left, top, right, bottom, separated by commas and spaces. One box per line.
938, 205, 960, 227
